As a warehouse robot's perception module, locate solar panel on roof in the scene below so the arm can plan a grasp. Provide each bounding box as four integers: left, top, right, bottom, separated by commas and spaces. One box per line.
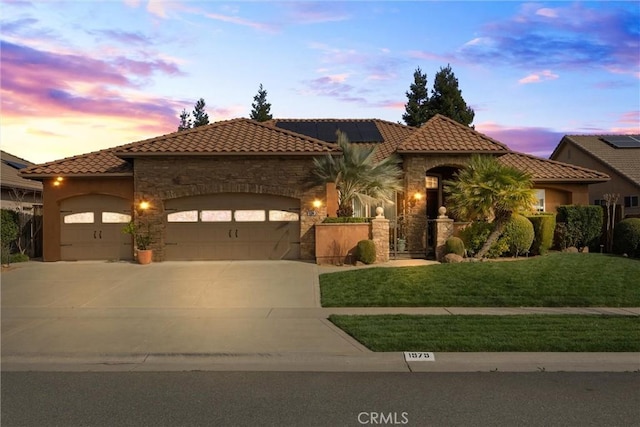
274, 121, 384, 143
2, 160, 28, 169
601, 135, 640, 149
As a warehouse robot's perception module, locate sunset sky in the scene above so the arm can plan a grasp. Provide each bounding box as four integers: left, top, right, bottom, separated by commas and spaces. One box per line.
1, 1, 638, 164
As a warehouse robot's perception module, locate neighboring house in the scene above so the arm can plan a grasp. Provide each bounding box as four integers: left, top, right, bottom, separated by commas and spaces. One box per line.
1, 150, 44, 257
21, 115, 608, 262
550, 135, 640, 218
1, 150, 43, 211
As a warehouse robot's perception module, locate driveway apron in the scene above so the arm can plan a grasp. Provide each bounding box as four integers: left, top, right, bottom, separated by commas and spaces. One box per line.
1, 261, 366, 357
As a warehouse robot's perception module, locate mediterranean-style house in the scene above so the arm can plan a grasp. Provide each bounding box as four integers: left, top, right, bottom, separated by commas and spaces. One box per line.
550, 135, 640, 218
20, 115, 609, 262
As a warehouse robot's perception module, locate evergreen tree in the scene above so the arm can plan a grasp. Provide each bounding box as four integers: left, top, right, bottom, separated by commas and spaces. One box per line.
402, 67, 429, 127
427, 64, 475, 126
192, 98, 209, 127
250, 83, 273, 122
178, 109, 191, 132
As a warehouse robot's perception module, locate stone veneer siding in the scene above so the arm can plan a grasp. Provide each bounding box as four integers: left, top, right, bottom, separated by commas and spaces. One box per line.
402, 155, 470, 254
133, 156, 326, 261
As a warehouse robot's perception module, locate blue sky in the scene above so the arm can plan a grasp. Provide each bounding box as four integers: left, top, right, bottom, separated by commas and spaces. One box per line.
1, 1, 638, 163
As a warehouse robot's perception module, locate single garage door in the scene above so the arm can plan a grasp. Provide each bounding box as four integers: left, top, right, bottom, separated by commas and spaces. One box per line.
60, 194, 133, 261
165, 193, 300, 260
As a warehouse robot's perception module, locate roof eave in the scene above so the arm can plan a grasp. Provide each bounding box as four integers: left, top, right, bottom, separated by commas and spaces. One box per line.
397, 150, 506, 154
113, 151, 336, 158
18, 172, 133, 180
532, 178, 610, 184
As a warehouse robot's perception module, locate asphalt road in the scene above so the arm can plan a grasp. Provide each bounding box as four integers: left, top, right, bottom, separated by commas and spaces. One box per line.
2, 372, 639, 426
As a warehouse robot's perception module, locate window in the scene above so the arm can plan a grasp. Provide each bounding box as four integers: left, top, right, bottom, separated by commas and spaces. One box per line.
167, 210, 198, 222
102, 212, 131, 223
425, 176, 439, 189
269, 210, 299, 221
593, 199, 606, 206
64, 212, 94, 224
624, 196, 639, 208
201, 210, 232, 222
234, 210, 266, 222
533, 189, 545, 212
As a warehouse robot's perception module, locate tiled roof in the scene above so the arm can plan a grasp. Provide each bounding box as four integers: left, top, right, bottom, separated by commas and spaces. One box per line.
114, 118, 337, 156
552, 135, 640, 185
498, 152, 609, 183
1, 150, 43, 191
397, 114, 510, 153
20, 148, 133, 178
268, 118, 414, 162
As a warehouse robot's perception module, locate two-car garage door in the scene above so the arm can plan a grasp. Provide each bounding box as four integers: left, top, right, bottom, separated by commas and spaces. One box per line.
165, 193, 300, 260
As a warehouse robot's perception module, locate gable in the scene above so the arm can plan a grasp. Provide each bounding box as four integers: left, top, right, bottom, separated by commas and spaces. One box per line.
397, 114, 510, 153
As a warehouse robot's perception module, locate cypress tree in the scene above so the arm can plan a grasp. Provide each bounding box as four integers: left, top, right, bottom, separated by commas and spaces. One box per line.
250, 84, 273, 122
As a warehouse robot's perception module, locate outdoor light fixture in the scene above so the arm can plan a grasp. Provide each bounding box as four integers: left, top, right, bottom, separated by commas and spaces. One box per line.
312, 199, 322, 209
53, 176, 64, 187
139, 201, 150, 211
409, 192, 423, 208
307, 199, 322, 216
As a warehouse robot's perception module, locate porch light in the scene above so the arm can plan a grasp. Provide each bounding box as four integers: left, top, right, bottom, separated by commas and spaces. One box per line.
139, 201, 150, 211
53, 176, 63, 187
409, 192, 423, 207
312, 199, 322, 209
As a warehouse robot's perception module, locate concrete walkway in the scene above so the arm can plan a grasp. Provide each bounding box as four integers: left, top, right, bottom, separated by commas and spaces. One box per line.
2, 260, 639, 372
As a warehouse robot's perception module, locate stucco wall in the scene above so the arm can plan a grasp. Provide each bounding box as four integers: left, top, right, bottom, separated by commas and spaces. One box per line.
42, 177, 134, 261
133, 156, 326, 261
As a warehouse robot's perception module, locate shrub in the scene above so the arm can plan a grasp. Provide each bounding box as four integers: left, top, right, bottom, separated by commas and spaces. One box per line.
460, 221, 493, 256
357, 239, 376, 264
9, 253, 29, 263
445, 237, 465, 256
1, 210, 19, 265
556, 205, 603, 249
323, 217, 369, 223
613, 218, 640, 258
500, 214, 534, 256
527, 213, 556, 255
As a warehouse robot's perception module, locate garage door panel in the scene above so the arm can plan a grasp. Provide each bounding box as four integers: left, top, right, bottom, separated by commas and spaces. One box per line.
164, 193, 300, 261
60, 195, 133, 261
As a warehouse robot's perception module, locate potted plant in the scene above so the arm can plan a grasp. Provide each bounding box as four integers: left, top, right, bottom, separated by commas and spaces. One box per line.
123, 220, 154, 264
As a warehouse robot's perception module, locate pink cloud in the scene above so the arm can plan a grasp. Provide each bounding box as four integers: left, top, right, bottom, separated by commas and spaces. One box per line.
475, 122, 566, 158
285, 3, 349, 24
376, 100, 405, 110
518, 70, 559, 84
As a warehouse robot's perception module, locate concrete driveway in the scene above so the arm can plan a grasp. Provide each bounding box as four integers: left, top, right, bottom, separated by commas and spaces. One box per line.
1, 261, 368, 359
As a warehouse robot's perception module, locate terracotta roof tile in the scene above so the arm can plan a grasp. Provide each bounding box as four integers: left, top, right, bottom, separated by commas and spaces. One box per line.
554, 135, 640, 185
20, 148, 132, 178
115, 118, 337, 156
397, 114, 510, 153
498, 152, 609, 183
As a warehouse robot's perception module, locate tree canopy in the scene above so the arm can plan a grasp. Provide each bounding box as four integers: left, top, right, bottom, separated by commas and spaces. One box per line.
313, 131, 403, 217
178, 109, 191, 131
192, 98, 209, 127
444, 155, 535, 258
402, 64, 475, 127
250, 84, 273, 122
402, 67, 429, 127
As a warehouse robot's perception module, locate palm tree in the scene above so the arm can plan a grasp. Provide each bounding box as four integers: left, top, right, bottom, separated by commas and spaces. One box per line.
313, 131, 403, 217
444, 155, 535, 258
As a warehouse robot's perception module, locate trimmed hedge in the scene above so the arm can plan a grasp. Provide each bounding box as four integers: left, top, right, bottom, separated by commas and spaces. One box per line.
357, 240, 376, 264
460, 221, 493, 256
556, 205, 603, 250
526, 213, 556, 255
323, 217, 369, 223
613, 218, 640, 258
499, 214, 534, 257
1, 209, 18, 265
445, 237, 465, 257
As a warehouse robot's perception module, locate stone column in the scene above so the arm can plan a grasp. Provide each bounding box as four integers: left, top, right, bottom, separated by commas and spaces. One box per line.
371, 207, 390, 263
434, 207, 454, 262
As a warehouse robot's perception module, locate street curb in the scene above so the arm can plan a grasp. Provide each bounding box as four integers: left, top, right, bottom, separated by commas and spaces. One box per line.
3, 352, 639, 373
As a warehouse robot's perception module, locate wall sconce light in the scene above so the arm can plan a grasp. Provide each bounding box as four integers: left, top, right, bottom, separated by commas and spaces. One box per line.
308, 199, 322, 216
53, 176, 64, 187
409, 192, 423, 208
139, 201, 150, 211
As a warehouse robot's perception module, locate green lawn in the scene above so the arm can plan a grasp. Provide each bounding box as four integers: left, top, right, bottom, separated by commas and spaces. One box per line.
329, 314, 640, 352
320, 253, 640, 307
